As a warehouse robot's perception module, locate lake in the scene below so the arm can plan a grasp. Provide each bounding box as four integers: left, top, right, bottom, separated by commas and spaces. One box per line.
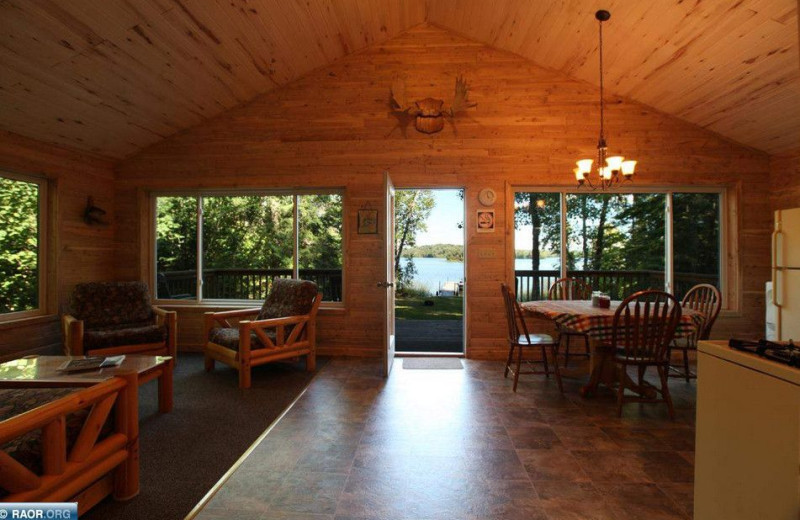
399, 256, 559, 294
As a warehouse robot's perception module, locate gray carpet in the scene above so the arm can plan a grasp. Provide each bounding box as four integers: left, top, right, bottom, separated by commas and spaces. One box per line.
83, 353, 323, 520
402, 357, 463, 369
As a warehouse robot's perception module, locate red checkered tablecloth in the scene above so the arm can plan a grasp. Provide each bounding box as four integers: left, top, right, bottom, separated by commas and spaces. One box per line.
520, 300, 703, 343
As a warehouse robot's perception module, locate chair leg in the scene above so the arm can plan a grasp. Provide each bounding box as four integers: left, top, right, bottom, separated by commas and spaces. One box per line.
239, 363, 251, 389
616, 363, 626, 417
204, 355, 214, 372
504, 344, 515, 379
306, 351, 316, 372
583, 334, 590, 358
563, 334, 571, 368
551, 345, 564, 393
637, 365, 645, 387
683, 349, 691, 383
541, 345, 550, 378
657, 365, 675, 421
513, 345, 523, 392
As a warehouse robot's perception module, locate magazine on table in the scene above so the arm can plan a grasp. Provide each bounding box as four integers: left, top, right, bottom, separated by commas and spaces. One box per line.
57, 355, 126, 373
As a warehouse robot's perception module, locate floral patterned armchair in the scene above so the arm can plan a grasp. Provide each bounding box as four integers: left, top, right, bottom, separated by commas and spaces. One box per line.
204, 279, 322, 388
62, 281, 177, 359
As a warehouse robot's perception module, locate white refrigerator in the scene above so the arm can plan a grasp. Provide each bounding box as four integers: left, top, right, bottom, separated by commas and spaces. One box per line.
768, 207, 800, 341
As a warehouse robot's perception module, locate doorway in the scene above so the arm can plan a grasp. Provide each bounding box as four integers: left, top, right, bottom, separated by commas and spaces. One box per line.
394, 188, 465, 354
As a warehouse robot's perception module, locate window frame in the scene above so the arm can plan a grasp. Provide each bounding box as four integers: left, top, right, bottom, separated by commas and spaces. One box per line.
151, 188, 345, 308
0, 170, 48, 322
509, 185, 730, 310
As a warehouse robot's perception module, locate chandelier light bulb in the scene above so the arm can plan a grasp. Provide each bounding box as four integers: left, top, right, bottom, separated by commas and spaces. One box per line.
574, 167, 585, 182
621, 160, 637, 177
605, 156, 624, 172
576, 159, 593, 174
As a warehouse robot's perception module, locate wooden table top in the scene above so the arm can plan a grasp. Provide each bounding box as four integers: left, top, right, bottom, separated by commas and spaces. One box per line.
0, 355, 171, 385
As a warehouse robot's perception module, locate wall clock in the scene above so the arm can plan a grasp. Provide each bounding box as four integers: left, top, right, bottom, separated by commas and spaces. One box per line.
478, 188, 496, 207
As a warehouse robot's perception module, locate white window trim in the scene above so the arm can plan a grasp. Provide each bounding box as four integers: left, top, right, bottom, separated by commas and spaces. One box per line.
0, 170, 48, 322
151, 189, 345, 307
510, 185, 731, 309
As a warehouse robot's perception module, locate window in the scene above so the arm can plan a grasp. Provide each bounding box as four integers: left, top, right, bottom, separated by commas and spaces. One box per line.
513, 188, 724, 305
0, 172, 46, 319
155, 191, 343, 303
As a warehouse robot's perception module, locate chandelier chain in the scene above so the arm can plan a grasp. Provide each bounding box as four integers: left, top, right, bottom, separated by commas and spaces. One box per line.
599, 18, 604, 143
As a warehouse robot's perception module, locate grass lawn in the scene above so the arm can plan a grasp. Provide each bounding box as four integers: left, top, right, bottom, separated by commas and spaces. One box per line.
395, 296, 464, 320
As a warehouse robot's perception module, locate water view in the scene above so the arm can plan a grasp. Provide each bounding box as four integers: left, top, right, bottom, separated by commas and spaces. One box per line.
399, 256, 560, 295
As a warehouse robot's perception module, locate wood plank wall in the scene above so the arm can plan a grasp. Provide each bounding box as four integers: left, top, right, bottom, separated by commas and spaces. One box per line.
0, 131, 116, 359
771, 155, 800, 210
115, 24, 772, 359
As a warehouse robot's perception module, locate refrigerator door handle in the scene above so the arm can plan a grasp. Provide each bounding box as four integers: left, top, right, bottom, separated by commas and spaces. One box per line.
773, 229, 785, 269
775, 268, 783, 307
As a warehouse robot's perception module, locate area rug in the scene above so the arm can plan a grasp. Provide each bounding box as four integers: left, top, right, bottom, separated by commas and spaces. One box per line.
403, 357, 463, 369
83, 353, 324, 520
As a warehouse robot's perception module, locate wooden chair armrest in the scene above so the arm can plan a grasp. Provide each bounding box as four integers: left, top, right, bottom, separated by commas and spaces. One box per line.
153, 306, 178, 359
242, 314, 310, 330
62, 314, 84, 356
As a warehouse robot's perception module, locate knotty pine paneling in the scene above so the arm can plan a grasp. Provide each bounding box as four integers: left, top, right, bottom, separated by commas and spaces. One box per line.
116, 25, 772, 360
0, 130, 116, 357
771, 154, 800, 210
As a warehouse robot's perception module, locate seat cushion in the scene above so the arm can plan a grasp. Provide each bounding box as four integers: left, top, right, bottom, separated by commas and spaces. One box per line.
70, 281, 154, 329
257, 279, 318, 321
208, 327, 276, 351
83, 322, 166, 350
518, 333, 555, 345
0, 387, 103, 481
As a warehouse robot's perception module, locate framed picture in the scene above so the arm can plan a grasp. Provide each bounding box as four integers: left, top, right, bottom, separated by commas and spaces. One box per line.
477, 209, 495, 233
357, 209, 378, 234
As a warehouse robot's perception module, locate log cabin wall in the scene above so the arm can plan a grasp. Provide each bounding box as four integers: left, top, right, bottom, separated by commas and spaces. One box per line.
115, 24, 771, 359
771, 155, 800, 210
0, 131, 116, 359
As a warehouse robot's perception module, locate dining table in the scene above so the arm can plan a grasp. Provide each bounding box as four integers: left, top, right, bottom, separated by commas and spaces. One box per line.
520, 299, 705, 397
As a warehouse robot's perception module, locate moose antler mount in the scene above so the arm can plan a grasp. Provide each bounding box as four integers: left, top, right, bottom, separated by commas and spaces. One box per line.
389, 76, 477, 135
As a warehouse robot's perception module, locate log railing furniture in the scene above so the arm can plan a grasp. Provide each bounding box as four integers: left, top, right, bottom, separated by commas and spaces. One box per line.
501, 283, 563, 393
520, 299, 703, 400
548, 277, 593, 368
669, 283, 722, 382
611, 290, 682, 420
204, 279, 322, 389
62, 282, 177, 361
0, 355, 174, 414
0, 373, 139, 515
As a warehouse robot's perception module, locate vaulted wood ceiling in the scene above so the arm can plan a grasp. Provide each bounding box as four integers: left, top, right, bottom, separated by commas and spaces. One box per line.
0, 0, 797, 160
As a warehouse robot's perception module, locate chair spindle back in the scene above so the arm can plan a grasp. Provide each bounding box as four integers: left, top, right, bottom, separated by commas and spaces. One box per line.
681, 284, 722, 340
612, 290, 682, 363
548, 277, 592, 301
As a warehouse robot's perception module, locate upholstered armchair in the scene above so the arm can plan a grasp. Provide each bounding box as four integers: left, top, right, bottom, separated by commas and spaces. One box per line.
62, 281, 177, 359
204, 279, 322, 389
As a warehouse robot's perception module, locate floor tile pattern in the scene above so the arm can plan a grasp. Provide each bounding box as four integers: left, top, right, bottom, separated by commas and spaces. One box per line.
195, 357, 696, 519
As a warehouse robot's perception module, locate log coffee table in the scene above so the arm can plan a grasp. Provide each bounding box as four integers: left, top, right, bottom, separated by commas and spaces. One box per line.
0, 355, 174, 413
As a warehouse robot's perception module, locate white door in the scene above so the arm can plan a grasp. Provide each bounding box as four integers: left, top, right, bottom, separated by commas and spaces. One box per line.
381, 172, 396, 376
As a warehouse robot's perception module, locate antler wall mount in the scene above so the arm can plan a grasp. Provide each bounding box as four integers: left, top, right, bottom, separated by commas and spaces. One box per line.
389, 76, 477, 135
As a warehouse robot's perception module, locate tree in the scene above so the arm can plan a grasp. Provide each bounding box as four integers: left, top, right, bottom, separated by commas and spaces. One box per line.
394, 190, 435, 291
0, 178, 39, 313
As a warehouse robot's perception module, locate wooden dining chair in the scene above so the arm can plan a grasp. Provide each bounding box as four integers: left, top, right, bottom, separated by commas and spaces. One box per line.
612, 290, 682, 420
669, 284, 722, 382
501, 283, 563, 393
548, 277, 592, 367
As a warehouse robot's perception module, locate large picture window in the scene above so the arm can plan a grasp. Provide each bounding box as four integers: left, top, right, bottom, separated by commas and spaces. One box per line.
155, 191, 343, 303
513, 188, 724, 305
0, 172, 46, 319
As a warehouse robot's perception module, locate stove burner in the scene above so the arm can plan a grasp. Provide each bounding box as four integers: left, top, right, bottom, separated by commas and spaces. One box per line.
729, 338, 800, 368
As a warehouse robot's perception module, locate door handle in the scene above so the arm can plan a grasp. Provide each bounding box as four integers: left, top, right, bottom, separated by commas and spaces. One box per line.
377, 282, 394, 288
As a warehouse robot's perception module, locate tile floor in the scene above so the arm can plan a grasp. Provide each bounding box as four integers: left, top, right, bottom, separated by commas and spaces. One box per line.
194, 357, 696, 519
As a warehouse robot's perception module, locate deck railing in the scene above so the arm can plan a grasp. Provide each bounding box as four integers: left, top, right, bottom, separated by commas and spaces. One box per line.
158, 268, 343, 302
515, 269, 718, 301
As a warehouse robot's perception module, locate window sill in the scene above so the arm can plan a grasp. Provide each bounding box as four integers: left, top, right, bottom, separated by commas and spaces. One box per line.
0, 314, 58, 331
154, 301, 345, 315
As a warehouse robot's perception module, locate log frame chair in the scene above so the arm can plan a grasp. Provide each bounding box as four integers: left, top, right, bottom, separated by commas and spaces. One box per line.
669, 283, 722, 382
548, 277, 593, 368
0, 372, 139, 516
612, 290, 682, 420
62, 282, 177, 361
501, 283, 563, 393
204, 282, 322, 389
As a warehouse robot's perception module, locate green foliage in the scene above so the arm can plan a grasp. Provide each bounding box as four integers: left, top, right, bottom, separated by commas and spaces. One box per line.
673, 193, 719, 275
403, 244, 464, 262
0, 177, 39, 314
394, 190, 435, 290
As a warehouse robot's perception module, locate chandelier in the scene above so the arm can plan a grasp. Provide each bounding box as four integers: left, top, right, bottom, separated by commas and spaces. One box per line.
574, 10, 636, 190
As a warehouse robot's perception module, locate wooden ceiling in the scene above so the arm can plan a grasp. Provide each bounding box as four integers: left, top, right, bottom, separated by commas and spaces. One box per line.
0, 0, 797, 160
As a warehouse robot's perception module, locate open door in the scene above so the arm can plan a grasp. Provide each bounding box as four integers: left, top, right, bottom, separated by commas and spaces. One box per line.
381, 171, 396, 376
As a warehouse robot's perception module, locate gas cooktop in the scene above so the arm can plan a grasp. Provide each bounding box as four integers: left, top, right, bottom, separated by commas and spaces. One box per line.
729, 339, 800, 368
